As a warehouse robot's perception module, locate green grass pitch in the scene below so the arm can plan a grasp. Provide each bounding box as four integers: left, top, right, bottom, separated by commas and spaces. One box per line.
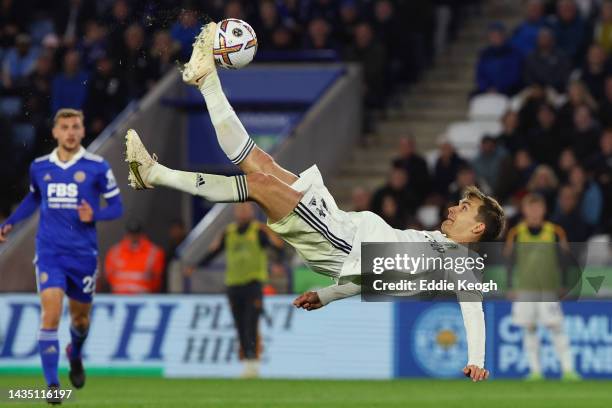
2, 375, 611, 408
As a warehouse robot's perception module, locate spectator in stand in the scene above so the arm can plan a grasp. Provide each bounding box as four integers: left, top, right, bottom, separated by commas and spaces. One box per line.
304, 17, 336, 50
475, 22, 523, 96
106, 0, 132, 54
104, 220, 166, 294
115, 24, 151, 98
170, 7, 201, 61
371, 164, 418, 220
526, 164, 559, 214
149, 30, 180, 79
372, 0, 403, 81
433, 139, 467, 198
350, 186, 371, 212
496, 149, 537, 203
84, 54, 127, 136
549, 0, 589, 65
0, 0, 28, 48
344, 22, 387, 108
51, 50, 89, 114
557, 148, 578, 183
224, 0, 247, 20
472, 135, 507, 193
599, 76, 612, 127
448, 165, 490, 204
593, 0, 612, 54
567, 104, 601, 161
270, 25, 297, 50
392, 136, 430, 201
527, 103, 568, 166
77, 21, 108, 71
568, 165, 603, 228
337, 0, 360, 48
574, 44, 611, 103
497, 110, 526, 154
2, 34, 39, 89
586, 129, 612, 232
523, 27, 571, 92
54, 0, 96, 47
557, 80, 598, 129
22, 53, 54, 154
551, 184, 590, 242
511, 0, 547, 57
254, 0, 282, 50
517, 84, 553, 132
379, 195, 406, 229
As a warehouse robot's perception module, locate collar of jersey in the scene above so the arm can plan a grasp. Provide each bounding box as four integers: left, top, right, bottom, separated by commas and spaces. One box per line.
49, 146, 86, 170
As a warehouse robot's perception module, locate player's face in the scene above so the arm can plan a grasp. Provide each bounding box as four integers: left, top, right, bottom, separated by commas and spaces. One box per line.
441, 198, 485, 242
522, 201, 546, 226
53, 117, 85, 152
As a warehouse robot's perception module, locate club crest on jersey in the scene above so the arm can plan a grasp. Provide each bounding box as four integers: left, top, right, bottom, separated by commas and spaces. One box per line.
39, 272, 48, 283
74, 171, 87, 183
43, 173, 52, 181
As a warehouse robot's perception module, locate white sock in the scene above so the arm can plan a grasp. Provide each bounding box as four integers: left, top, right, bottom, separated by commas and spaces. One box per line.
524, 328, 541, 375
199, 73, 255, 165
149, 163, 248, 202
550, 326, 574, 373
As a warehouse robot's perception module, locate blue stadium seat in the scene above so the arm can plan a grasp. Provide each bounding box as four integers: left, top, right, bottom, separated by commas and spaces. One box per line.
0, 97, 22, 117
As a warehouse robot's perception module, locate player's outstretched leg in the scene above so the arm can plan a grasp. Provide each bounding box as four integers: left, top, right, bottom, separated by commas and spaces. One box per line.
65, 299, 91, 389
126, 130, 300, 222
182, 22, 297, 185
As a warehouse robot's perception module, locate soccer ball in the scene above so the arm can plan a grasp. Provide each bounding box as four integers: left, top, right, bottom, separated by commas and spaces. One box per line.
213, 19, 258, 69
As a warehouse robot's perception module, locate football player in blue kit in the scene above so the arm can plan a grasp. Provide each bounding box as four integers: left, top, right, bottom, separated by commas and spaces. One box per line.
0, 109, 123, 404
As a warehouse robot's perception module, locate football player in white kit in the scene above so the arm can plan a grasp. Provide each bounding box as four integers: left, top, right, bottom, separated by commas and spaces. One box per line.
125, 22, 505, 382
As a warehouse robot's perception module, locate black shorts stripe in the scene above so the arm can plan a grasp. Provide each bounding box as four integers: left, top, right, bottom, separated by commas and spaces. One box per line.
231, 139, 255, 164
294, 204, 352, 254
296, 203, 353, 251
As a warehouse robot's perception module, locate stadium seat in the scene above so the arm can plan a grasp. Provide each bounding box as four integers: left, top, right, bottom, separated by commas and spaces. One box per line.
468, 94, 509, 121
585, 234, 611, 266
0, 96, 22, 117
446, 121, 501, 151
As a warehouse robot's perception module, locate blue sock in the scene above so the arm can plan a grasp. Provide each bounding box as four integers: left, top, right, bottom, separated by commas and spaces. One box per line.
38, 329, 59, 386
69, 325, 89, 360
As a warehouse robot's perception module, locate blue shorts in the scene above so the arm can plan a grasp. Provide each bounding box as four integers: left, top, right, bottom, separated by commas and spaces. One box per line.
34, 253, 98, 303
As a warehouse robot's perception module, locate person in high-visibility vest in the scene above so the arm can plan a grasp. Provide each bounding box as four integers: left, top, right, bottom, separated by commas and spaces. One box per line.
197, 202, 283, 378
104, 220, 165, 294
504, 193, 580, 381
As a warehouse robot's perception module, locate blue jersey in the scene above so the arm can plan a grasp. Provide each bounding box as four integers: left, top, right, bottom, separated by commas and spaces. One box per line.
30, 147, 120, 257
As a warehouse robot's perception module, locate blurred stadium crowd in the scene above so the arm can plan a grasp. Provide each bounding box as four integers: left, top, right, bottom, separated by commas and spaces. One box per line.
0, 0, 478, 219
359, 0, 612, 241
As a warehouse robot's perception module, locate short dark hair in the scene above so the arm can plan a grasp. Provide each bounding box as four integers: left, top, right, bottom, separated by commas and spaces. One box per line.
463, 186, 505, 242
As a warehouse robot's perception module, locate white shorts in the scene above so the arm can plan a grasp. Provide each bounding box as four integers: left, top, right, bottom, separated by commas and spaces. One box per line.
267, 165, 358, 279
512, 292, 564, 327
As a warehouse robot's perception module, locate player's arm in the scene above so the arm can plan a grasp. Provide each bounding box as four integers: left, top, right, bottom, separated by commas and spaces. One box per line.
0, 164, 42, 242
293, 281, 361, 311
458, 298, 489, 382
79, 163, 123, 223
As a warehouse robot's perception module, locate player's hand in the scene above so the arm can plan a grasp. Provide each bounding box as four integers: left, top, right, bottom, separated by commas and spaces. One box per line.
292, 291, 323, 311
78, 199, 94, 223
0, 224, 12, 242
463, 365, 489, 382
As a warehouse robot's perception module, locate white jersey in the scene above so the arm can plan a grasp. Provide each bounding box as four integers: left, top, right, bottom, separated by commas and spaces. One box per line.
268, 165, 486, 367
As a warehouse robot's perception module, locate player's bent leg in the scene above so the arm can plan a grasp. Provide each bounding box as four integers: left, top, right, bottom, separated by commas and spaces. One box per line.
246, 172, 301, 222
180, 22, 298, 184
66, 299, 91, 389
38, 288, 63, 393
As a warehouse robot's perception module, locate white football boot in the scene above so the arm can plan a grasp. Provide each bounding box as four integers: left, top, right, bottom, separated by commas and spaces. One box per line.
125, 129, 157, 190
182, 22, 218, 87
